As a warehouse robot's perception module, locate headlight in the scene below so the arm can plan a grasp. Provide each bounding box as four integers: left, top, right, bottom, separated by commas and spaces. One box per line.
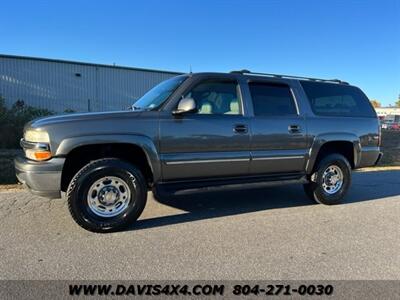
23, 130, 51, 161
24, 130, 50, 143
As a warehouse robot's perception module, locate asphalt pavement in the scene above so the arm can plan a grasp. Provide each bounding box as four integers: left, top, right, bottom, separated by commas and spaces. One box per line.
0, 170, 399, 280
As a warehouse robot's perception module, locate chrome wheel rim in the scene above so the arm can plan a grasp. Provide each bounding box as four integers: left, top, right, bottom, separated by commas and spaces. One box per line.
322, 165, 344, 194
87, 176, 131, 218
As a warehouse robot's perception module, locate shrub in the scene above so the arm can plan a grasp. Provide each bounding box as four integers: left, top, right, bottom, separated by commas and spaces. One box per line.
0, 96, 53, 149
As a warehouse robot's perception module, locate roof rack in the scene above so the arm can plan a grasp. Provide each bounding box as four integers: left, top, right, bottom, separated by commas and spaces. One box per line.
230, 69, 349, 84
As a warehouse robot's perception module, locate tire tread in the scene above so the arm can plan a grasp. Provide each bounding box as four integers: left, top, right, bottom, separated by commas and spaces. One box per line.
66, 158, 146, 232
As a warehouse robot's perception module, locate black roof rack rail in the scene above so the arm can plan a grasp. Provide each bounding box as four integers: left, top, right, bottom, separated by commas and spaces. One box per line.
230, 69, 349, 85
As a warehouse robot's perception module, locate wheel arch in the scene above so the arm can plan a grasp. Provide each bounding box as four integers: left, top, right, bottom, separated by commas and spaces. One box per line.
306, 133, 361, 174
57, 135, 160, 192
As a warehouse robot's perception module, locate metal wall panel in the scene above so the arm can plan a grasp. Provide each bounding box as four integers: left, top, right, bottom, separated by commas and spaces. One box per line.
96, 66, 176, 111
0, 56, 179, 112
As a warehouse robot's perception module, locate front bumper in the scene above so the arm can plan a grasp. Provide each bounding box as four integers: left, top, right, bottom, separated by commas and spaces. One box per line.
14, 156, 65, 199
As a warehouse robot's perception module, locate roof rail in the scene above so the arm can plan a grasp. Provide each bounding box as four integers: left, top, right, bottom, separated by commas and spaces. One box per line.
230, 69, 349, 84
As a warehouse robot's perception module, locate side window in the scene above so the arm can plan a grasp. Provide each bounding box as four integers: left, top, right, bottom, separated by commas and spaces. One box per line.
249, 82, 297, 116
300, 81, 376, 117
184, 80, 241, 115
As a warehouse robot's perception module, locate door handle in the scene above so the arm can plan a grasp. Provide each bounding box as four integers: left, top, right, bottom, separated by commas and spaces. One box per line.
288, 124, 301, 134
234, 124, 248, 134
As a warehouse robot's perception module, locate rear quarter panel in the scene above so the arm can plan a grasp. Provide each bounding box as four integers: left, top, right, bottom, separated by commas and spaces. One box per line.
306, 116, 380, 171
292, 80, 380, 171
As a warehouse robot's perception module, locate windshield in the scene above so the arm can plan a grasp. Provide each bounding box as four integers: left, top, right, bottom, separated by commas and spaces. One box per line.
133, 75, 188, 110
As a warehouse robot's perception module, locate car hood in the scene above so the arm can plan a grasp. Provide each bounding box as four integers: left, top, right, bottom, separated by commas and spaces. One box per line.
28, 110, 144, 129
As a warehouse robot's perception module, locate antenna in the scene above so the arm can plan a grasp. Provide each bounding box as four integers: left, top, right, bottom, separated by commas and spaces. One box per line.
189, 65, 192, 73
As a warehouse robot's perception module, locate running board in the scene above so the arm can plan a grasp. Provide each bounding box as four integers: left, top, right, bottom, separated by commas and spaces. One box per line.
156, 174, 308, 196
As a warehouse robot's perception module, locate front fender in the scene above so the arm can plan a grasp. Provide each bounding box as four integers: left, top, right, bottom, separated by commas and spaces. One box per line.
306, 133, 361, 174
55, 134, 161, 182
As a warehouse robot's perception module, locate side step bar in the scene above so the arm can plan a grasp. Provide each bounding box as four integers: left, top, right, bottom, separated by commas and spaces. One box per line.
156, 175, 308, 196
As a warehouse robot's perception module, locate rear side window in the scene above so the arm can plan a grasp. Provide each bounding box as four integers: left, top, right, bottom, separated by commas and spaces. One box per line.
249, 82, 297, 116
300, 81, 376, 117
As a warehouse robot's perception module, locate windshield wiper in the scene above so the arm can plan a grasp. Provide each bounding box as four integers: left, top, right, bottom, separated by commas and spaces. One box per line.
132, 105, 154, 112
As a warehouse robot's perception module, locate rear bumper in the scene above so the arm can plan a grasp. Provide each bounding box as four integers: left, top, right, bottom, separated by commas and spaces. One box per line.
357, 147, 382, 168
374, 152, 383, 166
14, 156, 65, 199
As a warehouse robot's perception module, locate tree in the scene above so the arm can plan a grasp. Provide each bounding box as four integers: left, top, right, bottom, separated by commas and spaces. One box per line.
370, 99, 381, 108
0, 98, 53, 148
396, 94, 400, 107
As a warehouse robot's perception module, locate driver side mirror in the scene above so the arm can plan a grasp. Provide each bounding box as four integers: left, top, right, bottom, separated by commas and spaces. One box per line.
172, 97, 197, 115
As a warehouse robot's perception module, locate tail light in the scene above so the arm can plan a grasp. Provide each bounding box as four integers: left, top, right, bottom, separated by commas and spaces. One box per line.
378, 123, 382, 147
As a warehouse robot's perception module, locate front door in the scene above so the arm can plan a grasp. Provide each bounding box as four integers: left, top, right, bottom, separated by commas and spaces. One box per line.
159, 79, 251, 181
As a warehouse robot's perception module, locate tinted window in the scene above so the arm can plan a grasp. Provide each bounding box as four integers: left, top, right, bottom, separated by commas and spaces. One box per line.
301, 81, 376, 117
249, 82, 297, 116
185, 80, 241, 115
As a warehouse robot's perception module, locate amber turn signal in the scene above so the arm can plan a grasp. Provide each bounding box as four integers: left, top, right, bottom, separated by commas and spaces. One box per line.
34, 151, 52, 160
25, 149, 52, 161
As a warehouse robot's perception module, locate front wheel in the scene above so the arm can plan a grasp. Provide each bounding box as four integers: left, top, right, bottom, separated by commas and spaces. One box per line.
304, 154, 351, 205
66, 158, 147, 233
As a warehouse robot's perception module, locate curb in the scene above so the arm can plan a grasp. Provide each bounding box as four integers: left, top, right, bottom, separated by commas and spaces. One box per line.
356, 166, 400, 172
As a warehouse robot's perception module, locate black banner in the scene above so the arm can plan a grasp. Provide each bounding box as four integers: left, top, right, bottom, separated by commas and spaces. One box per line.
0, 280, 399, 299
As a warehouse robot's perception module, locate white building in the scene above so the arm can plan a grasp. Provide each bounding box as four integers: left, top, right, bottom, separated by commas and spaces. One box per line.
0, 55, 181, 112
375, 107, 400, 121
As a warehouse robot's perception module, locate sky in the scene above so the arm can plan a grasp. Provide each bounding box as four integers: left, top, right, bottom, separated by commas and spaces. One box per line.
0, 0, 399, 105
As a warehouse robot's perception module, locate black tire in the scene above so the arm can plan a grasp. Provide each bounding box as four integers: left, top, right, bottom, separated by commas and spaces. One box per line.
303, 154, 351, 205
66, 158, 147, 233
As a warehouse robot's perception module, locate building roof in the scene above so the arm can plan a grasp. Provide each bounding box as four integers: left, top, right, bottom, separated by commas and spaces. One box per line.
375, 107, 400, 110
0, 54, 183, 75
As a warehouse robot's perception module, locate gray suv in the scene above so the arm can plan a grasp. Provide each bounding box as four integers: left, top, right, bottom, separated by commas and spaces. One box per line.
15, 70, 382, 232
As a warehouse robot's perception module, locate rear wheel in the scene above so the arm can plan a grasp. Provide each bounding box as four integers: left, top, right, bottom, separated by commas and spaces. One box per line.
67, 158, 147, 232
304, 154, 351, 205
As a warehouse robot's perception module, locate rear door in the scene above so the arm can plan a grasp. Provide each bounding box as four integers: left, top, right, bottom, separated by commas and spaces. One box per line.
247, 81, 309, 174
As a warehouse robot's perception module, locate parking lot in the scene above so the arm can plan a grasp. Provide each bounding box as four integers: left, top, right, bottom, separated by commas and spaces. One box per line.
0, 170, 399, 280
